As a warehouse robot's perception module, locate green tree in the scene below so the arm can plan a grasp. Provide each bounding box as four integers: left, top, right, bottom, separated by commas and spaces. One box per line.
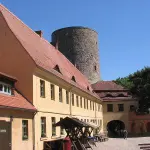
115, 67, 150, 112
114, 77, 133, 89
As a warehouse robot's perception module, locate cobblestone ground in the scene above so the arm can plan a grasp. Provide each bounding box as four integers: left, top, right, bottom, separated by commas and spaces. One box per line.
92, 137, 150, 150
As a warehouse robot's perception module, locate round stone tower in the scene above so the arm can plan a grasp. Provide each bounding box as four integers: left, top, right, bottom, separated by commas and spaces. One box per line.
51, 26, 100, 84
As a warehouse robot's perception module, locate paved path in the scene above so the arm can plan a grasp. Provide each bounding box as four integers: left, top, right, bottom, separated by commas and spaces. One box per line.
93, 137, 150, 150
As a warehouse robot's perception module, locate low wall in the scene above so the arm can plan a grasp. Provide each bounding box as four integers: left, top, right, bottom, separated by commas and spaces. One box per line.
128, 112, 150, 135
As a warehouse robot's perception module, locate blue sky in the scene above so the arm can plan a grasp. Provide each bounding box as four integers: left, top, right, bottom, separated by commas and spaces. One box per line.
1, 0, 150, 80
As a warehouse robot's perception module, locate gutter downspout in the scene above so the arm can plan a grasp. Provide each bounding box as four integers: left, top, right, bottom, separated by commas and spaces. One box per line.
95, 100, 97, 120
69, 86, 73, 117
33, 111, 37, 150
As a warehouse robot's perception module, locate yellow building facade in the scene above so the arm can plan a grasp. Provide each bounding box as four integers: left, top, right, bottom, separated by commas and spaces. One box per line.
102, 100, 138, 131
92, 81, 138, 136
33, 69, 103, 150
0, 109, 34, 150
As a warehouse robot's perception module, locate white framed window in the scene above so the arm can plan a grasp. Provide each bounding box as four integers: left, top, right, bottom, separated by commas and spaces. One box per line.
0, 82, 12, 95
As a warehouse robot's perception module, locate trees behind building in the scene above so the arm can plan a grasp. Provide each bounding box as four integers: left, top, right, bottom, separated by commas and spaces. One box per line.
115, 67, 150, 113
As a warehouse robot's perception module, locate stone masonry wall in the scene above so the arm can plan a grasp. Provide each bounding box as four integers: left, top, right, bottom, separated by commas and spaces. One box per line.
51, 27, 100, 84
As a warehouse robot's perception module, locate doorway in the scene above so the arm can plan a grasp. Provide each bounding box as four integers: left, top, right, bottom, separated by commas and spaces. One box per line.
0, 121, 11, 150
107, 120, 125, 137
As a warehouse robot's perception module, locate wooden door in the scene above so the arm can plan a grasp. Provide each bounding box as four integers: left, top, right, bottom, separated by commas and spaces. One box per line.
0, 121, 11, 150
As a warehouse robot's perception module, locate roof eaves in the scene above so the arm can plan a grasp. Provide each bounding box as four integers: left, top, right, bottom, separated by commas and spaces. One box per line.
0, 72, 17, 82
102, 97, 136, 102
37, 66, 101, 101
0, 105, 37, 112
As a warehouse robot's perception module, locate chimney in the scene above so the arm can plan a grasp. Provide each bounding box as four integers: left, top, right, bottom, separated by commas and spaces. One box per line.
35, 30, 43, 37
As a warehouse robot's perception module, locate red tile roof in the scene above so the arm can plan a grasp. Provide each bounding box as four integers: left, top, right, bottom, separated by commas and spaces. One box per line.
91, 81, 135, 102
92, 81, 127, 91
0, 4, 100, 100
0, 90, 36, 111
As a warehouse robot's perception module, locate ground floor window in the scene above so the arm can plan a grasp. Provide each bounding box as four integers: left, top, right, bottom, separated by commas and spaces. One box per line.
22, 120, 28, 140
41, 117, 46, 137
60, 118, 64, 135
52, 117, 56, 136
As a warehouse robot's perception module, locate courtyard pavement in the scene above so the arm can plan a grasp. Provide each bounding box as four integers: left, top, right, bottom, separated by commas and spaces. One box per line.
93, 137, 150, 150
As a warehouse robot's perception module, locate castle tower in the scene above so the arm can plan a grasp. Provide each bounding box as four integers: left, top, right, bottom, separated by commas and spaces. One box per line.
51, 26, 100, 84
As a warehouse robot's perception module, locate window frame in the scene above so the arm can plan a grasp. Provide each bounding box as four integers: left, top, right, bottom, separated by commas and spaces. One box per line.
98, 104, 100, 111
66, 91, 69, 104
50, 84, 55, 100
87, 99, 88, 109
0, 81, 12, 95
52, 117, 56, 136
22, 120, 28, 140
118, 104, 124, 112
59, 87, 63, 102
84, 98, 86, 109
80, 97, 82, 108
72, 93, 74, 106
107, 104, 113, 112
90, 101, 92, 110
41, 117, 46, 138
76, 95, 79, 107
93, 102, 95, 111
40, 80, 45, 98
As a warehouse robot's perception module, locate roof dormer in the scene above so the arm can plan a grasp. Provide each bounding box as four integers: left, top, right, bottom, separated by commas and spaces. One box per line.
54, 65, 62, 74
71, 76, 76, 82
0, 72, 17, 96
87, 86, 90, 91
0, 82, 12, 95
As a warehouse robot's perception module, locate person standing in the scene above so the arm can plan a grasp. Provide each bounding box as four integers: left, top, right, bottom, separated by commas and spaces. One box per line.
123, 130, 128, 139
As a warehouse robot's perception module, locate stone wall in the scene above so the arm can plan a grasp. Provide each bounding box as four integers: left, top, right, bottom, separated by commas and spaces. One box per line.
51, 27, 100, 84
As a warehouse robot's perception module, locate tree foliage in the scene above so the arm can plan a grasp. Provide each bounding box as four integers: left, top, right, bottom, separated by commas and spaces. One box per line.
115, 67, 150, 112
115, 77, 133, 89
